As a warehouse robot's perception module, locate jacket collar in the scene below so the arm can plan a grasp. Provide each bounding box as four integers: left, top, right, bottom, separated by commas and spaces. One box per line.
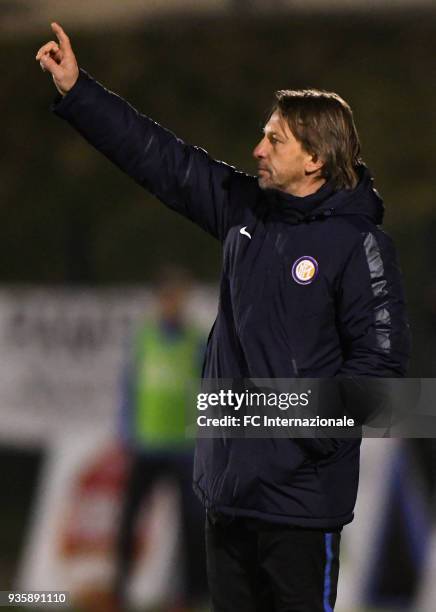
264, 165, 384, 226
265, 180, 336, 224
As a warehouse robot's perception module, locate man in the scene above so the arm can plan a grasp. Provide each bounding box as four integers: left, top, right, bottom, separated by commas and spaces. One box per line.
116, 266, 207, 610
37, 23, 410, 611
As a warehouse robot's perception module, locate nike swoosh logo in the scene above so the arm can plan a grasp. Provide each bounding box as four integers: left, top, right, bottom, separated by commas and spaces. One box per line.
240, 226, 252, 239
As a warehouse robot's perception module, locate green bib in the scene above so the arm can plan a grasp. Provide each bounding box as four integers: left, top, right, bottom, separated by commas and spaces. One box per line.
133, 323, 200, 448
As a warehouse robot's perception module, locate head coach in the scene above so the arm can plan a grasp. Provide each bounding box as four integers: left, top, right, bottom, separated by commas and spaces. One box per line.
37, 23, 410, 612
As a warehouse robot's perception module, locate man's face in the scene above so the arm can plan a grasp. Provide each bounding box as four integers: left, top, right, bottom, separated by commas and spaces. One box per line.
158, 284, 188, 321
253, 111, 317, 194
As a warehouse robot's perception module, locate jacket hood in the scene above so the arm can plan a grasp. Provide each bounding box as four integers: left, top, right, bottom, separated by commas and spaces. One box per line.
266, 164, 384, 226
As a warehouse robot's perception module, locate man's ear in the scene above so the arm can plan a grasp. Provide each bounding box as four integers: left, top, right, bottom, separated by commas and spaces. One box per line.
304, 153, 324, 176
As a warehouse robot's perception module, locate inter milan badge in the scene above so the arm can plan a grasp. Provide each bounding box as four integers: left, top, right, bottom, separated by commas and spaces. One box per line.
291, 256, 319, 285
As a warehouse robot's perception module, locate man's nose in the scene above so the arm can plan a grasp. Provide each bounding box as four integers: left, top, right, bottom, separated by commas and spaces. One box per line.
253, 138, 267, 159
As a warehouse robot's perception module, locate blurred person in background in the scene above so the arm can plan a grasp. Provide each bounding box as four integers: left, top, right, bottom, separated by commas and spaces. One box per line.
37, 22, 410, 612
115, 265, 207, 611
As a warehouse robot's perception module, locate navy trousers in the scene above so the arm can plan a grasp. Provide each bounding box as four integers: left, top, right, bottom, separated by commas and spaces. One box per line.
206, 514, 341, 612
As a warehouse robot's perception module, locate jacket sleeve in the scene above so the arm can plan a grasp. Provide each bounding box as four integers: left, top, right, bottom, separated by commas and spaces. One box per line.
335, 229, 411, 377
52, 70, 251, 241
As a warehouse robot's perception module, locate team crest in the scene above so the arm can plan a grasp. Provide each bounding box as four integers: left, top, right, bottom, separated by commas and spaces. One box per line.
291, 256, 318, 285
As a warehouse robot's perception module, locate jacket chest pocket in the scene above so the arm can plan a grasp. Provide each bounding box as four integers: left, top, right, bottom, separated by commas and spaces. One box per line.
226, 229, 273, 322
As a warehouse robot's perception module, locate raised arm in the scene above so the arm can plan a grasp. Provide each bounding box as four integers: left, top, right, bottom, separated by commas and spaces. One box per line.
36, 23, 253, 241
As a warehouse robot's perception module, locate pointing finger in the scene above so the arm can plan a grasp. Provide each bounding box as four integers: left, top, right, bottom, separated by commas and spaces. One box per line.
51, 22, 71, 51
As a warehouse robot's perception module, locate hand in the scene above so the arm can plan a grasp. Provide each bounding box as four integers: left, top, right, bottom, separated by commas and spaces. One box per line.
36, 22, 79, 96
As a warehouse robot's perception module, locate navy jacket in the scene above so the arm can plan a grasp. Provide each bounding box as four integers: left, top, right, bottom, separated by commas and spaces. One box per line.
54, 71, 410, 529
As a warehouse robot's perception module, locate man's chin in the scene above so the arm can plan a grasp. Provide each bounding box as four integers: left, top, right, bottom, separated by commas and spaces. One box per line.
257, 176, 271, 190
